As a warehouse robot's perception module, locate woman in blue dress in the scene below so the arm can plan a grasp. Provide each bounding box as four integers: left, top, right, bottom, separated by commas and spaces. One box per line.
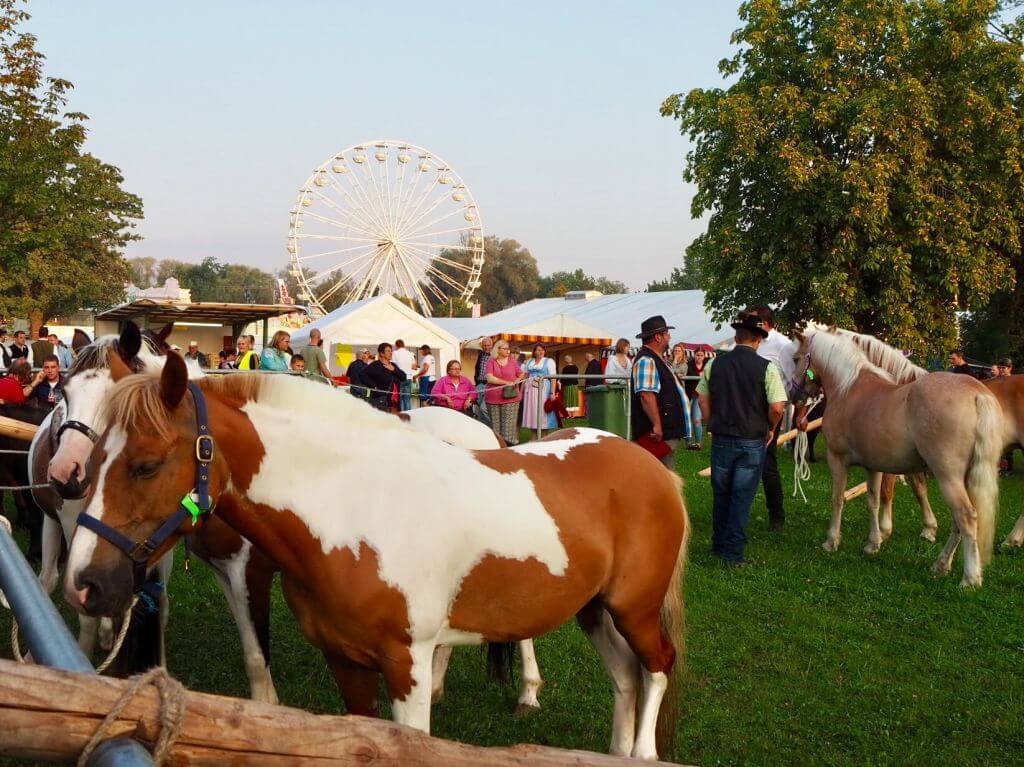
521, 343, 558, 430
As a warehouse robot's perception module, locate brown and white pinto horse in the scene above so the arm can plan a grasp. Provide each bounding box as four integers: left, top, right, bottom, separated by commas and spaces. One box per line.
41, 325, 542, 710
66, 353, 689, 760
791, 328, 1001, 586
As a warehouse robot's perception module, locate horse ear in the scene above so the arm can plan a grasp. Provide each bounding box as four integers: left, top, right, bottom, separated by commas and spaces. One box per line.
160, 350, 188, 411
107, 348, 134, 382
155, 323, 174, 346
118, 322, 142, 362
71, 328, 91, 352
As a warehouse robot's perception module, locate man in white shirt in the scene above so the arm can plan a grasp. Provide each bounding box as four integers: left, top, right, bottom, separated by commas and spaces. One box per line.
392, 339, 418, 411
753, 305, 794, 532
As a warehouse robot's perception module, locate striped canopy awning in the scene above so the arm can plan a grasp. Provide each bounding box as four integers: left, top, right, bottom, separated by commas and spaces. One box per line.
497, 332, 614, 347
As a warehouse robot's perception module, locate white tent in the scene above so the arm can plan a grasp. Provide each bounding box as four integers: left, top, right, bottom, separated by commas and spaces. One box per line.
289, 295, 460, 376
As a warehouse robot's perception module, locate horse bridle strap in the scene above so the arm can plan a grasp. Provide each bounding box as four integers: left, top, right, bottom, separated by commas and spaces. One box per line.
56, 419, 99, 443
76, 382, 215, 592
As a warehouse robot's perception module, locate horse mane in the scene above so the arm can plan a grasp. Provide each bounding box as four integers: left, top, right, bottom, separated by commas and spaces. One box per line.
67, 334, 162, 378
805, 328, 895, 396
836, 329, 926, 384
104, 371, 267, 442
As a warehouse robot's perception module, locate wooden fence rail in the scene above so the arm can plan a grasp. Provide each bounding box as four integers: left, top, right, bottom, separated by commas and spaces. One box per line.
0, 659, 683, 766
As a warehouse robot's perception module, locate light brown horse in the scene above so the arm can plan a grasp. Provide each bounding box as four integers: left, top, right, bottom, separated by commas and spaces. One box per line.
841, 330, 1024, 549
791, 328, 1001, 586
64, 353, 689, 760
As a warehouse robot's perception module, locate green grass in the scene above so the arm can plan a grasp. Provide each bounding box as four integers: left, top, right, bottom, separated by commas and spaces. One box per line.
4, 434, 1024, 766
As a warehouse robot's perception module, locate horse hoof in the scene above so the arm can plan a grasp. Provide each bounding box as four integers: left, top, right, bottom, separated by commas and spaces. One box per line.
959, 575, 983, 588
431, 690, 444, 705
514, 703, 541, 717
863, 542, 881, 555
1001, 536, 1023, 549
931, 561, 952, 576
821, 539, 839, 553
920, 528, 937, 543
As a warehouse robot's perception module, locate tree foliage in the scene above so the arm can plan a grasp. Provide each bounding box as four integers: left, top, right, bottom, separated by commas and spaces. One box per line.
646, 258, 704, 292
432, 236, 541, 313
0, 1, 142, 330
662, 0, 1024, 358
538, 269, 628, 297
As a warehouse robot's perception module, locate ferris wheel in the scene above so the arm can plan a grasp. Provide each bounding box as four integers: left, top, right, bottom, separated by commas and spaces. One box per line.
287, 140, 485, 317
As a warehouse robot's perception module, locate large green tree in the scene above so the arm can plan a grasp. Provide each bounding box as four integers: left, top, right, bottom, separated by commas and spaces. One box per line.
538, 269, 628, 298
0, 1, 142, 332
662, 0, 1024, 358
431, 236, 541, 313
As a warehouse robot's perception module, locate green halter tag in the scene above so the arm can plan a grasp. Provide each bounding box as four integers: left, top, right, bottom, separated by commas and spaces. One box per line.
180, 494, 206, 524
806, 369, 816, 381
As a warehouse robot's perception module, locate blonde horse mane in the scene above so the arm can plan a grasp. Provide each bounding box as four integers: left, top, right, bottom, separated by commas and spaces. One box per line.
835, 329, 926, 384
104, 372, 267, 443
804, 328, 896, 396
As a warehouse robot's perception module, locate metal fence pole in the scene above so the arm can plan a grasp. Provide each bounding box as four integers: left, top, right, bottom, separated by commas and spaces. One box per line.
0, 523, 92, 673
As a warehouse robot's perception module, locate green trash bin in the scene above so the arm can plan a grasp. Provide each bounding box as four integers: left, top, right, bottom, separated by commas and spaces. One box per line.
585, 384, 630, 438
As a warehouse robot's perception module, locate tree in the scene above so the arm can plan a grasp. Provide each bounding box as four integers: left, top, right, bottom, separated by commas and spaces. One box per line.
126, 256, 158, 287
661, 0, 1024, 358
646, 258, 703, 292
0, 1, 142, 332
431, 236, 541, 313
537, 269, 628, 298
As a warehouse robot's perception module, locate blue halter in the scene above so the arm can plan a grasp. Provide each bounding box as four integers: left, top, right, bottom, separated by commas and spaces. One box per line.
76, 382, 215, 592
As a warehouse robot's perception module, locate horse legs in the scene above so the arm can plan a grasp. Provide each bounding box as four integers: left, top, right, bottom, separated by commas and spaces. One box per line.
326, 652, 381, 717
822, 451, 849, 552
1003, 512, 1024, 548
907, 473, 937, 542
430, 645, 453, 704
933, 478, 981, 587
214, 550, 279, 704
384, 640, 435, 733
515, 638, 544, 714
38, 514, 62, 594
862, 472, 885, 554
878, 474, 897, 541
577, 603, 639, 757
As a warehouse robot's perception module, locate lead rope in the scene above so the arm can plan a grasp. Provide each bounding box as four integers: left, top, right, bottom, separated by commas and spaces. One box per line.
77, 666, 186, 767
791, 395, 823, 503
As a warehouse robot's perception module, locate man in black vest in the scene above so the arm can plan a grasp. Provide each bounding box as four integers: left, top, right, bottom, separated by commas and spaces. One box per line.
631, 315, 691, 469
696, 310, 787, 566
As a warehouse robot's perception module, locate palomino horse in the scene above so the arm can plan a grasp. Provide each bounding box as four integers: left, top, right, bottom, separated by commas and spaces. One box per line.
790, 328, 1001, 586
66, 353, 688, 760
41, 325, 543, 709
837, 329, 1024, 550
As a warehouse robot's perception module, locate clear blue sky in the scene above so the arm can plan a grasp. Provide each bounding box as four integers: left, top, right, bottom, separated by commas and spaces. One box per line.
26, 1, 741, 290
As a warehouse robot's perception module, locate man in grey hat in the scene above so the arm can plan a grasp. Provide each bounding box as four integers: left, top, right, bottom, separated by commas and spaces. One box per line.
697, 309, 787, 566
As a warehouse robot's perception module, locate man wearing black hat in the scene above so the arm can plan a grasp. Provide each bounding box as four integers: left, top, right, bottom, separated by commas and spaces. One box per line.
696, 310, 788, 566
631, 315, 691, 469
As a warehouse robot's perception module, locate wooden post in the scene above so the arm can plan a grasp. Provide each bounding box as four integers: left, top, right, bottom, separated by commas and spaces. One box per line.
0, 659, 683, 766
843, 482, 868, 501
0, 415, 37, 443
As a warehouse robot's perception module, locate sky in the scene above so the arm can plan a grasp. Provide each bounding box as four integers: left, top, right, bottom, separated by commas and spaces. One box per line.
25, 1, 741, 291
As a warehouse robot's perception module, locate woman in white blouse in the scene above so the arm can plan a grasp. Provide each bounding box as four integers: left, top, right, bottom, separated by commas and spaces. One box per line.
603, 338, 632, 385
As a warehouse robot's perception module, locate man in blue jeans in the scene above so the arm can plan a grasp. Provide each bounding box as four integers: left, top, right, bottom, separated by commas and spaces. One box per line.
697, 310, 787, 566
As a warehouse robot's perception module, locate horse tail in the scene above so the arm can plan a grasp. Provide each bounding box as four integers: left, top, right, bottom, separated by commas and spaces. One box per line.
656, 474, 689, 757
486, 641, 516, 685
968, 391, 1002, 565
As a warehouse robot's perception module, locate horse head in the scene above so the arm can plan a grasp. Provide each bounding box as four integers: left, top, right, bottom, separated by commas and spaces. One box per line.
48, 321, 167, 499
65, 351, 223, 616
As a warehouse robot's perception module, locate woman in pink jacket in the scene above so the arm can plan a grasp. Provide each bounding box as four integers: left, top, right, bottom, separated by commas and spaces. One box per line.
430, 359, 477, 412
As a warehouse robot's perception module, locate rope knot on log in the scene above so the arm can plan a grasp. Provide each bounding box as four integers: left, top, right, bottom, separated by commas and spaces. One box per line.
77, 666, 186, 767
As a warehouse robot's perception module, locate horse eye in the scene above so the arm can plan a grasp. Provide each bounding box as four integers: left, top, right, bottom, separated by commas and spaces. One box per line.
131, 461, 162, 479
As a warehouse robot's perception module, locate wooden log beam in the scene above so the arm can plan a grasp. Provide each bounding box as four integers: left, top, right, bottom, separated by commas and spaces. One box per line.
0, 415, 37, 443
0, 659, 681, 766
843, 482, 868, 501
696, 417, 824, 477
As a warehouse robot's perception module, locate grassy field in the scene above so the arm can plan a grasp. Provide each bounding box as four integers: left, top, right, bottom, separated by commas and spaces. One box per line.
3, 432, 1024, 766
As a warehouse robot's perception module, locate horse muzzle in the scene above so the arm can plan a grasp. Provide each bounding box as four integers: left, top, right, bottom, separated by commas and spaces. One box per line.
51, 474, 88, 501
